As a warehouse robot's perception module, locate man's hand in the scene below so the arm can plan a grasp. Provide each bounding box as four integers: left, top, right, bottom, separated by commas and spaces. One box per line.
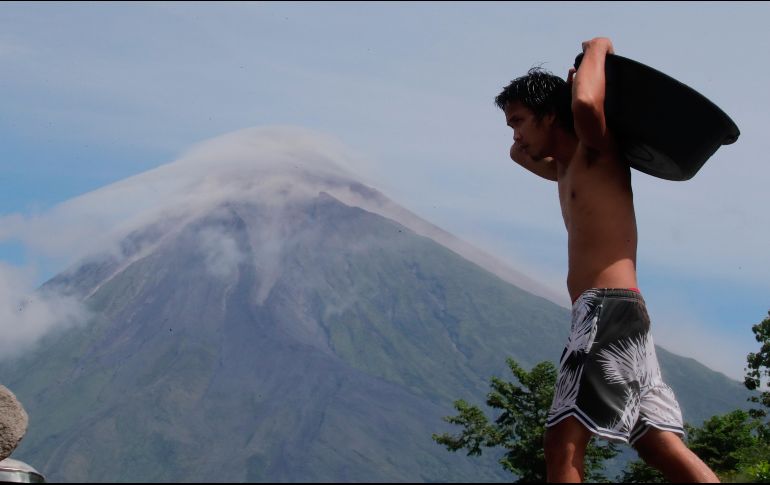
581, 37, 614, 55
509, 141, 528, 164
568, 38, 613, 95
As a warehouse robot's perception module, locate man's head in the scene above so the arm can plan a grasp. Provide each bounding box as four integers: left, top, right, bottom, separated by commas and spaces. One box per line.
495, 67, 573, 160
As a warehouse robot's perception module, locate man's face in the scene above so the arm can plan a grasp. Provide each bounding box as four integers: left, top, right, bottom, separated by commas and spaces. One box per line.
504, 101, 552, 161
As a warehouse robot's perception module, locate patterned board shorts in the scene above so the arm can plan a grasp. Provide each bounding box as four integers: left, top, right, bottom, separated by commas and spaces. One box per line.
545, 288, 685, 445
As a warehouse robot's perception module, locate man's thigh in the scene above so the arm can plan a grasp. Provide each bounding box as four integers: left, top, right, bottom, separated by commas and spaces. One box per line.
633, 427, 688, 462
633, 427, 720, 482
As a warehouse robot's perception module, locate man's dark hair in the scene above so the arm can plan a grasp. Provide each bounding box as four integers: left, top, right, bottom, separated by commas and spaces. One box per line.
495, 67, 574, 134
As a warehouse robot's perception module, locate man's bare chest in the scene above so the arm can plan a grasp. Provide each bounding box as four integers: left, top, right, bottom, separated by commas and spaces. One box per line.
556, 157, 632, 230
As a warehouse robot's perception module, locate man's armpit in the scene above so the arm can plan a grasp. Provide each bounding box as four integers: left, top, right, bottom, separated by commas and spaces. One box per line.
581, 145, 602, 166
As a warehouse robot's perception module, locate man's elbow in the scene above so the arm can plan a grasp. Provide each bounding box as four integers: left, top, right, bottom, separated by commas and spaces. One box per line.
572, 96, 602, 120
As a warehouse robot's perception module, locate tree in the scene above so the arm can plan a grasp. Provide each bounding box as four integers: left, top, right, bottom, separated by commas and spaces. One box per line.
649, 310, 770, 482
615, 459, 666, 483
433, 358, 618, 482
656, 309, 770, 481
739, 310, 770, 481
616, 410, 760, 482
746, 311, 770, 425
686, 409, 760, 474
735, 445, 770, 483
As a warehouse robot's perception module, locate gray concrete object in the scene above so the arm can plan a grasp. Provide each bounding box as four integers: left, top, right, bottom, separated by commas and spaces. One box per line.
0, 458, 45, 483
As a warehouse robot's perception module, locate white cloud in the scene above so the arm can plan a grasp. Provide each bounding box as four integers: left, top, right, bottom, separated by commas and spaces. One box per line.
0, 127, 373, 357
0, 127, 362, 265
198, 227, 246, 282
0, 262, 89, 360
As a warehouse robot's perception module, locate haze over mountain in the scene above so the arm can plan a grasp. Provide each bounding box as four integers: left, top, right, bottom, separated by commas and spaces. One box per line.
0, 127, 750, 482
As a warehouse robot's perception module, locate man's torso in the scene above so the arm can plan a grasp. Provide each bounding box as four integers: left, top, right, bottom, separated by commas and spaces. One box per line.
557, 143, 638, 301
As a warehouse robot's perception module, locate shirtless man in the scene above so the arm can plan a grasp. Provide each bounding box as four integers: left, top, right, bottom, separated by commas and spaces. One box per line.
495, 37, 720, 483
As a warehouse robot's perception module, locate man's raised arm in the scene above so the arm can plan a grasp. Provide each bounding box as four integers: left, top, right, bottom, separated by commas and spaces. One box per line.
571, 37, 614, 153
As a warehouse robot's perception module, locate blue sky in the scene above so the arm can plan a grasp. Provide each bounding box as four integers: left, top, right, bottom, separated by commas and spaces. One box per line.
1, 1, 768, 380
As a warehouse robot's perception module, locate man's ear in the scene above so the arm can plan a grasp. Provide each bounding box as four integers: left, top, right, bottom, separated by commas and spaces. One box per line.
542, 112, 557, 128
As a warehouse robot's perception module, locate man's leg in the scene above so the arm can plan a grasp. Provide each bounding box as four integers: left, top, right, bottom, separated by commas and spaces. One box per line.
633, 428, 720, 483
544, 416, 593, 482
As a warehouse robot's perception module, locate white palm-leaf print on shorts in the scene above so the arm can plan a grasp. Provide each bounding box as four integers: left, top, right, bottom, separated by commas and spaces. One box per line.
611, 386, 642, 433
551, 296, 601, 414
561, 297, 600, 366
596, 334, 658, 390
596, 333, 659, 432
